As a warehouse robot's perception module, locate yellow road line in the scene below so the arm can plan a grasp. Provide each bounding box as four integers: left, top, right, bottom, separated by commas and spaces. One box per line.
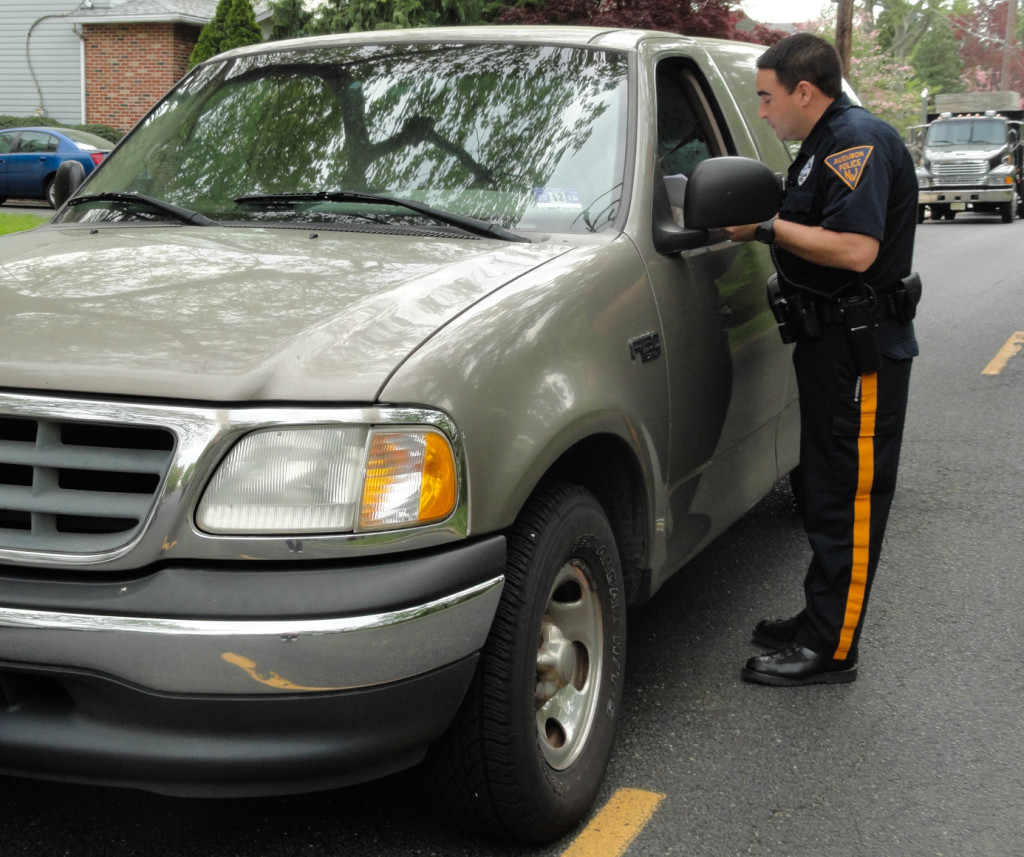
982, 331, 1024, 375
561, 788, 666, 857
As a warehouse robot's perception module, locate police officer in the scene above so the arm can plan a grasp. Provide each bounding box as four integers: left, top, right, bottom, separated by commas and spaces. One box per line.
723, 33, 919, 685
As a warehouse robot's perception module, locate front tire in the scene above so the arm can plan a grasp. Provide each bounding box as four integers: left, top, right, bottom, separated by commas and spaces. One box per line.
428, 481, 626, 844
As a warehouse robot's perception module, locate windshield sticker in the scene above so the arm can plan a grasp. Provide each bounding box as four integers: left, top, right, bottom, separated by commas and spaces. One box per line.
825, 146, 873, 190
533, 188, 583, 210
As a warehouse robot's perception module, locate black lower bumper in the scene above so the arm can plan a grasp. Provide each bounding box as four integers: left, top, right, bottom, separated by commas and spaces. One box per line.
0, 655, 478, 797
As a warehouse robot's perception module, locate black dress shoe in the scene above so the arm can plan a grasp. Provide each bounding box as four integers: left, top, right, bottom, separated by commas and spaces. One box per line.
741, 644, 857, 686
751, 614, 803, 648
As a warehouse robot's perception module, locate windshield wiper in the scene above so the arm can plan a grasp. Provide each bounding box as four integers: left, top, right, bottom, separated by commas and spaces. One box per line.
234, 190, 530, 243
67, 192, 219, 226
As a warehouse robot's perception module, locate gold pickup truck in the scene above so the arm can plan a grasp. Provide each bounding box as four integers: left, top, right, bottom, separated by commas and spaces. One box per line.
0, 26, 791, 844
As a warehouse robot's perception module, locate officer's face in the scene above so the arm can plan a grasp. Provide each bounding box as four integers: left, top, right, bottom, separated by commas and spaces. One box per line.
756, 69, 810, 142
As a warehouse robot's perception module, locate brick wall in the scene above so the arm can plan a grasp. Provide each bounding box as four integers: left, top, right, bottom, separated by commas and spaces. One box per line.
82, 23, 201, 133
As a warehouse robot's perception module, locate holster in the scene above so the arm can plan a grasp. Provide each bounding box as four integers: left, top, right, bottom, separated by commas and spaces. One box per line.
766, 275, 822, 344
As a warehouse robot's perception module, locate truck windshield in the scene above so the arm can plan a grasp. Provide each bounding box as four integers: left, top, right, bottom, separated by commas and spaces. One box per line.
57, 42, 630, 235
926, 118, 1006, 147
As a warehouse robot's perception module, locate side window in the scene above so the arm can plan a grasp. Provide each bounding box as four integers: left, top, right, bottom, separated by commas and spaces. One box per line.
17, 131, 56, 154
655, 60, 729, 223
0, 133, 14, 154
655, 61, 727, 178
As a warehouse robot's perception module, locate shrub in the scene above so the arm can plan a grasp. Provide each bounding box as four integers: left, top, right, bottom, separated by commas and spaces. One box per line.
0, 116, 124, 143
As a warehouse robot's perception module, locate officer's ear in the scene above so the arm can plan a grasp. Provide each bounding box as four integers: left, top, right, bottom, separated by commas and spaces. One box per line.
794, 80, 815, 105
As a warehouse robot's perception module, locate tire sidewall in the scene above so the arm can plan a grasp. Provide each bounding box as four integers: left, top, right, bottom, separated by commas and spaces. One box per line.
490, 483, 626, 838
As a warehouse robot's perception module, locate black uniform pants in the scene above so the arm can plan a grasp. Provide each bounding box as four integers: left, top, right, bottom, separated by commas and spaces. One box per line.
792, 321, 913, 662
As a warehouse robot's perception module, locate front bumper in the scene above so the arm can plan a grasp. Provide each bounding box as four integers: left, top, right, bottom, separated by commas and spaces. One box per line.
0, 536, 505, 794
918, 187, 1014, 205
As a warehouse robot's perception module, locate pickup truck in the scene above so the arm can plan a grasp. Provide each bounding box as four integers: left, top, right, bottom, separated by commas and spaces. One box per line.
0, 26, 793, 844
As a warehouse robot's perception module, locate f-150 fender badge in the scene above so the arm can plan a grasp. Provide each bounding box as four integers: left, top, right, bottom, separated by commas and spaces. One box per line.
629, 331, 662, 362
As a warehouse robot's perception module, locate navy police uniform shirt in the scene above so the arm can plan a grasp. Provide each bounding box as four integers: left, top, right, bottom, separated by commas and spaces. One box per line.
775, 93, 919, 357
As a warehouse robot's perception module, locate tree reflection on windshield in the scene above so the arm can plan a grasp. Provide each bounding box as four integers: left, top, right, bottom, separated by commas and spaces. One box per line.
70, 42, 629, 234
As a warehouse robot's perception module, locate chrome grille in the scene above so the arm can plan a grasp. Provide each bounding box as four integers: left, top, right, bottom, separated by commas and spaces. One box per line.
0, 416, 174, 553
933, 160, 988, 186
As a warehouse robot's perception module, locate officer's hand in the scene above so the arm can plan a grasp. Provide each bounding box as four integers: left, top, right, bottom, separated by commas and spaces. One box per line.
722, 223, 758, 242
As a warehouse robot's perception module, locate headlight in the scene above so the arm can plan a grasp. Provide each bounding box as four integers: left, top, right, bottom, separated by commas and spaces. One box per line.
196, 426, 457, 535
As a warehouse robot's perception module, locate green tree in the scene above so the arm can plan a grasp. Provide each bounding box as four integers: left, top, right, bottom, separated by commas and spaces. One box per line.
188, 0, 263, 67
911, 15, 964, 94
309, 0, 486, 32
875, 0, 934, 59
269, 0, 312, 40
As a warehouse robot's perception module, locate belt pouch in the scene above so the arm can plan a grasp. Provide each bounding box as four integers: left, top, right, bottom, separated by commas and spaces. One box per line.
840, 294, 882, 373
893, 271, 922, 325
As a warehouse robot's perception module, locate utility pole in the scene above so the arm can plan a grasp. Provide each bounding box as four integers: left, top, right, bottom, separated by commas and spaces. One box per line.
836, 0, 855, 79
1002, 0, 1017, 89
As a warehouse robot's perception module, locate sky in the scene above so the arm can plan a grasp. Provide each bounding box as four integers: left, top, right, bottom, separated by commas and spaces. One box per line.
740, 0, 833, 25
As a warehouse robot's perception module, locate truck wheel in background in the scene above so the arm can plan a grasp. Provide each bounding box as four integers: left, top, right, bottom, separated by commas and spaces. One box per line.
930, 204, 948, 221
1000, 199, 1015, 223
427, 480, 626, 844
917, 205, 926, 224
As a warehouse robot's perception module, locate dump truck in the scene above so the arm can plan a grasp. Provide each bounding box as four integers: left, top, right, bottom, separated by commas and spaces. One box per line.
912, 91, 1024, 222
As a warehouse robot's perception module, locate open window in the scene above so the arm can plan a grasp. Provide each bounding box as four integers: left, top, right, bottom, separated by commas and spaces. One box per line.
655, 60, 730, 221
652, 60, 732, 253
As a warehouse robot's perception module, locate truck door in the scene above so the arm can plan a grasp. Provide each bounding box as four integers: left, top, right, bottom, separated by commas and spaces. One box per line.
641, 55, 796, 579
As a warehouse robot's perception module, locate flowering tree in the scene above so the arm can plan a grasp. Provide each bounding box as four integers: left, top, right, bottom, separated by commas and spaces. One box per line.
494, 0, 752, 37
267, 0, 788, 42
848, 31, 921, 134
805, 12, 920, 136
950, 0, 1024, 92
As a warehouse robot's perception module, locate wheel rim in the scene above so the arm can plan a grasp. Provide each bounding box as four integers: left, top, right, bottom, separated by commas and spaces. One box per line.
534, 558, 603, 771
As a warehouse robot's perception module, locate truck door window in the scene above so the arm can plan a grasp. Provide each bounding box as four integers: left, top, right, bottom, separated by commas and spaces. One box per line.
655, 62, 728, 177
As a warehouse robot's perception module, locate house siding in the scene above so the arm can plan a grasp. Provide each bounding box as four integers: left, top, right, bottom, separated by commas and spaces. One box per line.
83, 23, 200, 133
0, 2, 85, 124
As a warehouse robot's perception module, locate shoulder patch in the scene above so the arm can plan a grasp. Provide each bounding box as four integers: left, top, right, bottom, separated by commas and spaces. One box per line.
824, 146, 874, 190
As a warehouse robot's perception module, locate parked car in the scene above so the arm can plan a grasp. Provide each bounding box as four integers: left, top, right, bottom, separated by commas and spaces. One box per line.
0, 27, 793, 844
0, 126, 114, 207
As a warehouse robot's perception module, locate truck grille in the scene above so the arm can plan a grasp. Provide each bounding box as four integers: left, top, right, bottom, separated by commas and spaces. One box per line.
933, 160, 988, 186
0, 416, 174, 554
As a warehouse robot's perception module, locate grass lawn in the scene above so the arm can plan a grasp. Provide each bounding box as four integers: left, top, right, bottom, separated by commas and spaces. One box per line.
0, 211, 50, 235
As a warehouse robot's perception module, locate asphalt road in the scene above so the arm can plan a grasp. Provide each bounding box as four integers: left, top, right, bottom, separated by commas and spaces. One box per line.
0, 213, 1021, 856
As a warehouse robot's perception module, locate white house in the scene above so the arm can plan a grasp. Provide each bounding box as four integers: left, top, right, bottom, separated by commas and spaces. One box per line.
1, 0, 270, 130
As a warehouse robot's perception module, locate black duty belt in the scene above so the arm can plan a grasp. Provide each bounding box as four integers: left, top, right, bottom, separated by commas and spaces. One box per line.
814, 293, 898, 325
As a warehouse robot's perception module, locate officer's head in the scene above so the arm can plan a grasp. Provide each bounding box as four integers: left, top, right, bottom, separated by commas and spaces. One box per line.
757, 33, 843, 100
754, 34, 842, 142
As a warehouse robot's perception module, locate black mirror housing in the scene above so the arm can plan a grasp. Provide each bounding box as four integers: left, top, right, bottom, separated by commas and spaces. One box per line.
684, 156, 783, 229
52, 160, 87, 210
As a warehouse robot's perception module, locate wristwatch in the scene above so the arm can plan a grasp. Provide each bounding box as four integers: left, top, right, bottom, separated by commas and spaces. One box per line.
754, 216, 777, 245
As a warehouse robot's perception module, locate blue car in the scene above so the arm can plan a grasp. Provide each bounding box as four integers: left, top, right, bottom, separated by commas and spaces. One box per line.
0, 126, 114, 208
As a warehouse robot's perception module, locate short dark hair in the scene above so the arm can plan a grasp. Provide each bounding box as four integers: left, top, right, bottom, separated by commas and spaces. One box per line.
757, 33, 843, 100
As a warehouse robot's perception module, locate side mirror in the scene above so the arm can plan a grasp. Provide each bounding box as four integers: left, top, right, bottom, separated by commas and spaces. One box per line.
684, 156, 783, 229
653, 156, 782, 255
52, 160, 87, 209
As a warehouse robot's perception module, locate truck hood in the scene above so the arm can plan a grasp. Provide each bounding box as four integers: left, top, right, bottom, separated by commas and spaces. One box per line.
0, 226, 568, 402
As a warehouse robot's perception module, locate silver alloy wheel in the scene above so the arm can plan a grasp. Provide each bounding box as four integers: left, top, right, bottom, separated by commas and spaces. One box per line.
534, 558, 603, 770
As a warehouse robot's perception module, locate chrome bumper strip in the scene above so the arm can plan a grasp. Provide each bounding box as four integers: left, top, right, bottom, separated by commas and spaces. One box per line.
0, 575, 503, 695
